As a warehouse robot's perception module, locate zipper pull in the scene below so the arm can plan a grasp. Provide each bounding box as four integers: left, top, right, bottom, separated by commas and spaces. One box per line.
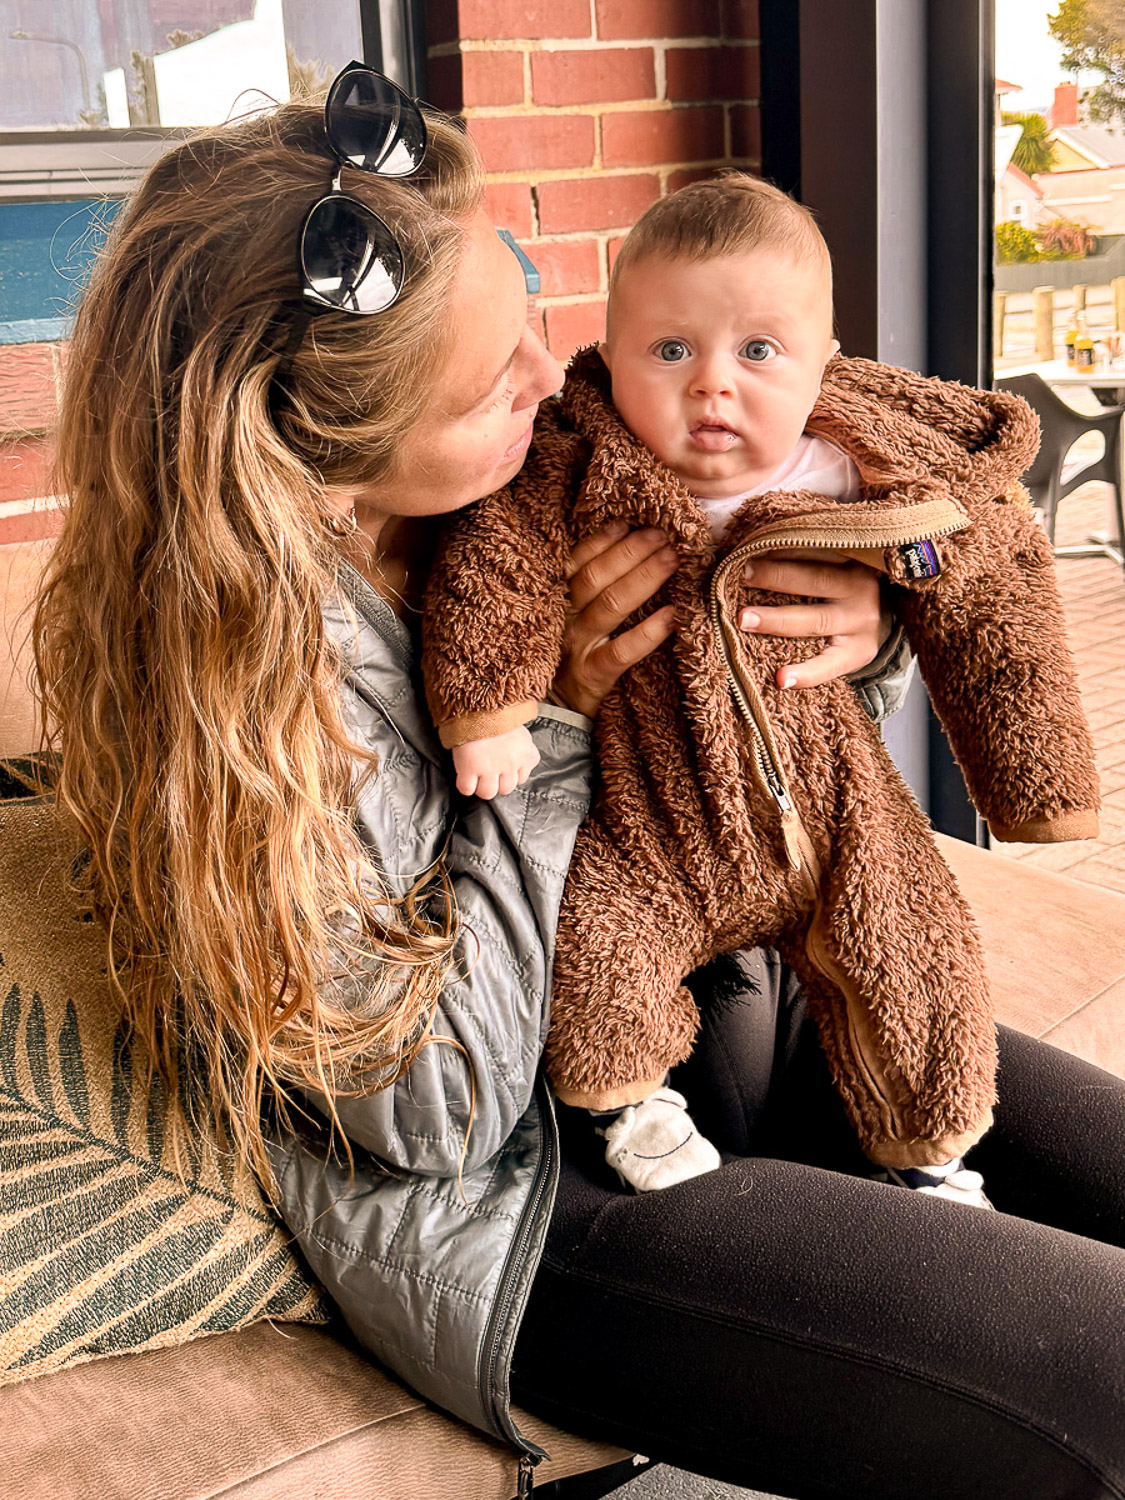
779, 809, 804, 872
765, 769, 794, 816
517, 1454, 537, 1498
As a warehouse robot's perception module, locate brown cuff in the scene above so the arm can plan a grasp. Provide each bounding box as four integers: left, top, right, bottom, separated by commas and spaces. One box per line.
988, 809, 1101, 844
437, 699, 539, 749
551, 1073, 670, 1111
863, 1108, 994, 1170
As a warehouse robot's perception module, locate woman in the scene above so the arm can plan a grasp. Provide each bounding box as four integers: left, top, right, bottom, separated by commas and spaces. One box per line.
33, 71, 1125, 1500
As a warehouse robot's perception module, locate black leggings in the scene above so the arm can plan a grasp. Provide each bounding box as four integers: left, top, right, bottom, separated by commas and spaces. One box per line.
511, 953, 1125, 1500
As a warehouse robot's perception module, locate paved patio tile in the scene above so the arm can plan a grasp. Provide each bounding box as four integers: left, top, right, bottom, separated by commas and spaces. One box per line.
991, 482, 1125, 894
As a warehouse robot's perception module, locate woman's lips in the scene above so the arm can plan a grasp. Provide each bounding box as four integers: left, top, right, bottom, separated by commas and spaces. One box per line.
502, 415, 536, 462
689, 423, 738, 453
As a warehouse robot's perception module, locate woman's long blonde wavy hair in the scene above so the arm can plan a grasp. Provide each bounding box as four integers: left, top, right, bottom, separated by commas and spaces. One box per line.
32, 95, 483, 1186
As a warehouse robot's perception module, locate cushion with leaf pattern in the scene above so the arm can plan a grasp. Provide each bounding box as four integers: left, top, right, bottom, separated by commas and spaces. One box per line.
0, 791, 328, 1386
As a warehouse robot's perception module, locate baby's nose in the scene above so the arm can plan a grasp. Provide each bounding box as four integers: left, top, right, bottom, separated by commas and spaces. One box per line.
689, 355, 734, 397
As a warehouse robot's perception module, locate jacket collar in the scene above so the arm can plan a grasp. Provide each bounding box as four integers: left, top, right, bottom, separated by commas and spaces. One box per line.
553, 347, 1040, 544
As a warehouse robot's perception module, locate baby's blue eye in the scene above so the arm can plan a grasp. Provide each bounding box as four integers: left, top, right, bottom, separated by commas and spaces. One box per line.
656, 339, 689, 362
741, 340, 776, 362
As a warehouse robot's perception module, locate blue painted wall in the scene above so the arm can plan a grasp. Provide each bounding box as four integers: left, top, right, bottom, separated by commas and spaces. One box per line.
0, 199, 121, 344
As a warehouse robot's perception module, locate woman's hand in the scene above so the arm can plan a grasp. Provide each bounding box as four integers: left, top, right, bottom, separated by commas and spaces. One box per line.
738, 553, 892, 690
552, 524, 679, 718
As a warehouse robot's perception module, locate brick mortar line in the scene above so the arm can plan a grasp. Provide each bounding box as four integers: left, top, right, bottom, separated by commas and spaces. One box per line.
0, 496, 63, 518
464, 99, 759, 117
483, 154, 757, 184
429, 39, 758, 55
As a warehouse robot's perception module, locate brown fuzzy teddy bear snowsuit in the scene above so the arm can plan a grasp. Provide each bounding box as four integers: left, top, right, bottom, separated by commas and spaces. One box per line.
422, 349, 1100, 1169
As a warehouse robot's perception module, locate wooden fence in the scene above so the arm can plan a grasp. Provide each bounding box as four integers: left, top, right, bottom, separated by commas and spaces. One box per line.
995, 280, 1125, 362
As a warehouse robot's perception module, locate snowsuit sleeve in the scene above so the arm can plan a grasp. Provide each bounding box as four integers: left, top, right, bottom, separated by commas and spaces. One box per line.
892, 478, 1100, 842
422, 410, 581, 749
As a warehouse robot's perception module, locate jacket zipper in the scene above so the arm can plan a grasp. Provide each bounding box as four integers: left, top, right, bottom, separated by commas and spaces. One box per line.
707, 565, 814, 884
477, 1072, 559, 1484
706, 510, 970, 883
721, 511, 969, 559
708, 515, 965, 1141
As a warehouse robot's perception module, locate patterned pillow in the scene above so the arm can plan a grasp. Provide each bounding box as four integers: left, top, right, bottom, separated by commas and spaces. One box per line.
0, 790, 328, 1386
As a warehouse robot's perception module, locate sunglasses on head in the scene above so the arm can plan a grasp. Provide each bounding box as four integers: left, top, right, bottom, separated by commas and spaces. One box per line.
298, 60, 429, 317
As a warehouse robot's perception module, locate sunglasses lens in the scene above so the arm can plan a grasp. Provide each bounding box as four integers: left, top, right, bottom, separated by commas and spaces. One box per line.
300, 197, 405, 314
326, 66, 427, 178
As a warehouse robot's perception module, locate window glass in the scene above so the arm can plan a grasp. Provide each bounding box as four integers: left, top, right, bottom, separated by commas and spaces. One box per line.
1, 0, 363, 131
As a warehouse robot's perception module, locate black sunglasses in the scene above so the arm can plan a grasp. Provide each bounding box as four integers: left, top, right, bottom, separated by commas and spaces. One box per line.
298, 60, 428, 316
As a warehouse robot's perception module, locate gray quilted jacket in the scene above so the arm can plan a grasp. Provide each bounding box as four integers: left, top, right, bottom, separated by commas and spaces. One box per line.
267, 560, 914, 1460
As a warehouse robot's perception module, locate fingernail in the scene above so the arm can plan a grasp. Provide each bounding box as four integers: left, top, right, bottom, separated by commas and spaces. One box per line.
605, 520, 629, 538
741, 609, 760, 629
659, 545, 679, 565
743, 562, 755, 580
780, 673, 797, 689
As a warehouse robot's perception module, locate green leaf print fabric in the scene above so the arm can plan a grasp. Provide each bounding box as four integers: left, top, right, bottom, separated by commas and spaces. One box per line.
0, 794, 327, 1386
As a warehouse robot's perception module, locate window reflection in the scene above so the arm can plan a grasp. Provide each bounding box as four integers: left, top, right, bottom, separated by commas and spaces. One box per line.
1, 0, 363, 131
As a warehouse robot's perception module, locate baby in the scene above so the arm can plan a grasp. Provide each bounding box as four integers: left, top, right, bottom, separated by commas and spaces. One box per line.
423, 176, 1098, 1202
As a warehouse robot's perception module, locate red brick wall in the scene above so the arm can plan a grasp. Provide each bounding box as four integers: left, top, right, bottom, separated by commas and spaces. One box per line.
0, 344, 65, 545
1, 3, 761, 540
427, 0, 761, 358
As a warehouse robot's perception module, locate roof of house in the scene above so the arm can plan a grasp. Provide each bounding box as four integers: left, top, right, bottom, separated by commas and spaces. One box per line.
1005, 162, 1042, 195
1049, 123, 1125, 168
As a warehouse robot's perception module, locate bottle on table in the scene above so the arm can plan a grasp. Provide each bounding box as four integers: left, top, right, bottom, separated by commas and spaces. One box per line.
1076, 314, 1095, 371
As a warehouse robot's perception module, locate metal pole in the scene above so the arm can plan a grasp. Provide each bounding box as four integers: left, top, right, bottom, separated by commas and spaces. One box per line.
9, 30, 92, 115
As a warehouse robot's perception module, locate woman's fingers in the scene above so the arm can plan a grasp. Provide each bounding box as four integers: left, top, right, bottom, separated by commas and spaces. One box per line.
774, 644, 860, 691
739, 555, 890, 688
552, 527, 679, 717
583, 604, 677, 685
568, 526, 676, 617
740, 600, 850, 640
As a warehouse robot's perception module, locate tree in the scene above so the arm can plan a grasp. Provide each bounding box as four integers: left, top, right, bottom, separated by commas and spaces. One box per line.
1048, 0, 1125, 126
1001, 111, 1059, 173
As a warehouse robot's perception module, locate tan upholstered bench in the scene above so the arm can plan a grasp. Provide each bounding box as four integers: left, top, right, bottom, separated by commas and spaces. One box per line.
2, 537, 1123, 1500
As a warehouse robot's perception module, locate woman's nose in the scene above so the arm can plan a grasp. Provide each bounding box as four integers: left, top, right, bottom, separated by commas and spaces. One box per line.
514, 324, 564, 410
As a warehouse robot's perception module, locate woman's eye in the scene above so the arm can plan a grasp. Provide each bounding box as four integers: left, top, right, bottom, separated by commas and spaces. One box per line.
655, 340, 689, 362
741, 340, 776, 363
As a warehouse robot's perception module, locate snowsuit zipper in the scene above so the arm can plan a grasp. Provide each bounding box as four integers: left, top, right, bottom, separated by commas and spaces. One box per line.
707, 506, 973, 1140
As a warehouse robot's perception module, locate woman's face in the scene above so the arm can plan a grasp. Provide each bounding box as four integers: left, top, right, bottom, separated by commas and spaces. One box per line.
353, 210, 564, 529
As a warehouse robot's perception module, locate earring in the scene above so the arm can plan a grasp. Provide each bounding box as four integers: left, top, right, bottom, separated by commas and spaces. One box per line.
325, 507, 358, 538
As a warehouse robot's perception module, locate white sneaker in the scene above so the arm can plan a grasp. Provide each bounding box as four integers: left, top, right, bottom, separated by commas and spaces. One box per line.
601, 1088, 722, 1193
875, 1158, 994, 1211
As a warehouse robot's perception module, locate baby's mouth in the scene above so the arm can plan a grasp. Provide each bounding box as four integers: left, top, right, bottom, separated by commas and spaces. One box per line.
689, 419, 738, 453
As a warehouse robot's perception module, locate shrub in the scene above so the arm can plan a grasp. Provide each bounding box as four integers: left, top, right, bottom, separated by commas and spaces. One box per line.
1038, 216, 1098, 257
995, 217, 1097, 263
996, 220, 1043, 263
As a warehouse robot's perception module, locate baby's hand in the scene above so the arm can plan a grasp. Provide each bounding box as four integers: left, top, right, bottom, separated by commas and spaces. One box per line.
453, 727, 541, 799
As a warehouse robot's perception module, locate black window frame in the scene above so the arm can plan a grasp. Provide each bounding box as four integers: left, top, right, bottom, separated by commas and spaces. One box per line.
758, 0, 996, 839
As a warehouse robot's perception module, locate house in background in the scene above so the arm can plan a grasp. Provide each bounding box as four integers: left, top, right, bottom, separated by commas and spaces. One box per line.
1038, 80, 1125, 234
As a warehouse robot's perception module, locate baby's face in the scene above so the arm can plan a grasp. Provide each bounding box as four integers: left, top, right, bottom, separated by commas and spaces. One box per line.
601, 246, 838, 499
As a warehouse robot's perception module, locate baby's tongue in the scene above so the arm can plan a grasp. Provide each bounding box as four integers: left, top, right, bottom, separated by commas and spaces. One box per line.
691, 424, 736, 452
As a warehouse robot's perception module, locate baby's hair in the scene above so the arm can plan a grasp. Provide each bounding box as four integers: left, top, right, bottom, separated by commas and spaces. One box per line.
610, 172, 830, 289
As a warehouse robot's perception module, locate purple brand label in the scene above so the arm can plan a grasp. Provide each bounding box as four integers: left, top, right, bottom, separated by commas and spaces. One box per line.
898, 539, 941, 580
